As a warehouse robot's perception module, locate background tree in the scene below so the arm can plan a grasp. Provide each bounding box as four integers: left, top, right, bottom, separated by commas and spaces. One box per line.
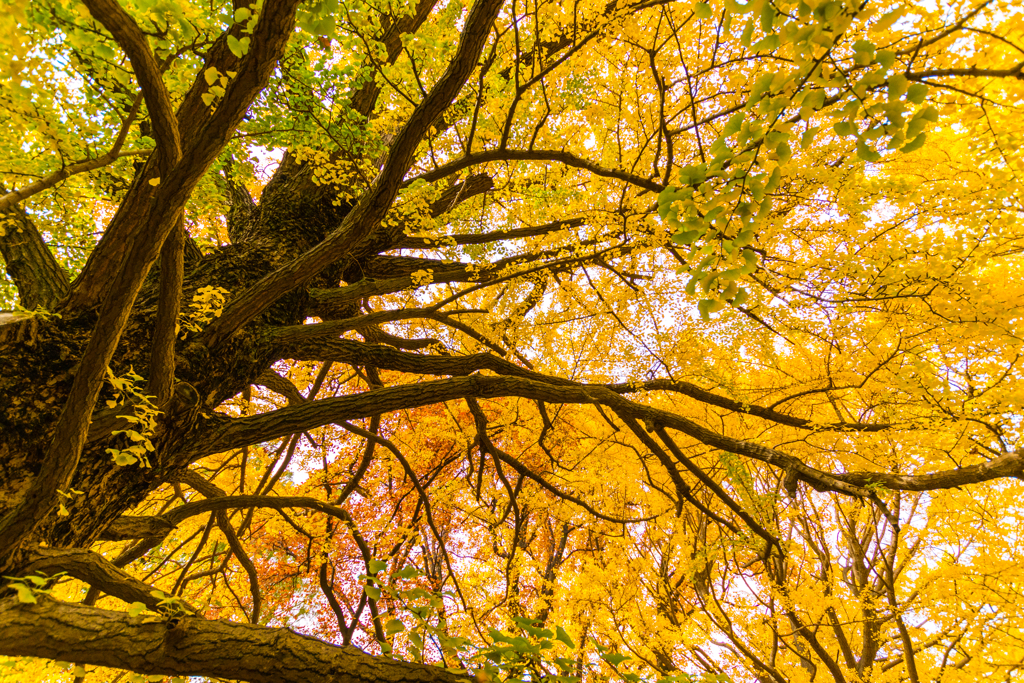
0, 0, 1023, 681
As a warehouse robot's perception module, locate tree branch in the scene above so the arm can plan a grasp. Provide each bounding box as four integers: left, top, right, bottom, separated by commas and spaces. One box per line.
81, 0, 181, 164
20, 547, 196, 614
200, 0, 504, 347
216, 510, 261, 624
0, 200, 69, 309
148, 211, 185, 403
410, 149, 664, 193
185, 375, 1022, 498
279, 338, 892, 432
0, 597, 472, 683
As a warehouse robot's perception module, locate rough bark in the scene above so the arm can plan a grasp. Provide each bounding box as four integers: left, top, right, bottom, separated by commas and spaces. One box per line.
0, 597, 472, 683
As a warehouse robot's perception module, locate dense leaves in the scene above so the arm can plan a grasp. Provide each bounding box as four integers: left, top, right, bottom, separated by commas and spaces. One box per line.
0, 0, 1023, 681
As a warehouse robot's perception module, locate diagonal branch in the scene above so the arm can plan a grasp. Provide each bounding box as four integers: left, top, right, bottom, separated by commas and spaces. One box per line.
81, 0, 181, 165
200, 0, 504, 348
0, 597, 472, 683
20, 547, 197, 614
0, 95, 147, 212
0, 200, 69, 309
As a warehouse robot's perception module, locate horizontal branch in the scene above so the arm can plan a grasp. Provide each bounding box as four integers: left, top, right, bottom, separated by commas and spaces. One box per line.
20, 548, 195, 613
104, 495, 356, 541
0, 150, 149, 213
184, 374, 1022, 497
411, 149, 664, 193
908, 62, 1024, 79
279, 338, 891, 432
396, 217, 585, 249
0, 597, 471, 683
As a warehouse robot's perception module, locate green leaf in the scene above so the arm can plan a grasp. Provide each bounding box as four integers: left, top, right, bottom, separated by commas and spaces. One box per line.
364, 585, 381, 600
917, 105, 939, 123
234, 7, 251, 22
906, 82, 928, 104
759, 2, 775, 31
694, 2, 713, 19
751, 34, 779, 52
368, 559, 387, 574
887, 73, 909, 100
801, 126, 820, 149
833, 120, 856, 137
672, 230, 702, 245
775, 141, 792, 163
875, 49, 895, 71
12, 584, 36, 603
872, 7, 905, 33
555, 625, 576, 649
698, 299, 713, 321
722, 112, 745, 137
602, 653, 632, 666
227, 34, 246, 58
94, 44, 117, 60
740, 19, 754, 47
395, 565, 419, 581
385, 618, 406, 634
856, 139, 882, 162
901, 132, 926, 153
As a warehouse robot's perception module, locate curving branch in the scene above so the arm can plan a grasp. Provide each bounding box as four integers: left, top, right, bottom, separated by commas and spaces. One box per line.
104, 494, 359, 541
80, 0, 181, 164
0, 597, 472, 683
20, 547, 197, 614
278, 338, 892, 433
185, 375, 1024, 498
216, 510, 261, 624
410, 149, 664, 193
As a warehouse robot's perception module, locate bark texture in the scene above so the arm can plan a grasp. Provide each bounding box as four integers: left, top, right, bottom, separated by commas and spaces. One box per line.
0, 598, 471, 683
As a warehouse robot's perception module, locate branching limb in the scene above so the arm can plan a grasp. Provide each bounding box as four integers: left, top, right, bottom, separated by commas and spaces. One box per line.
279, 338, 892, 433
200, 0, 504, 348
0, 95, 147, 212
465, 399, 651, 523
216, 511, 261, 624
20, 547, 197, 614
187, 375, 1021, 497
105, 494, 360, 539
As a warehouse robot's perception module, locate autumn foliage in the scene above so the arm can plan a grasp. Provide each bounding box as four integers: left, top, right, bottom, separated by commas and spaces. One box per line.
0, 0, 1023, 681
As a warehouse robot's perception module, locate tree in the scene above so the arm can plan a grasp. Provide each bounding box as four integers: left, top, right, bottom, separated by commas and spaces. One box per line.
0, 0, 1022, 679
